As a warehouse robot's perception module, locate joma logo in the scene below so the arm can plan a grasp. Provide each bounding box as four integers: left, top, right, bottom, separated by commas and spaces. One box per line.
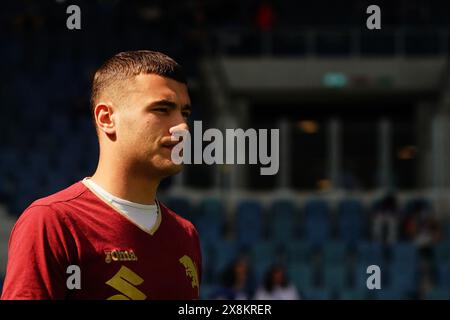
104, 249, 138, 263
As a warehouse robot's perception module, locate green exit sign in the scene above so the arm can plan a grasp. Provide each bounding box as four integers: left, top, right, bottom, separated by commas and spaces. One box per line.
323, 72, 347, 88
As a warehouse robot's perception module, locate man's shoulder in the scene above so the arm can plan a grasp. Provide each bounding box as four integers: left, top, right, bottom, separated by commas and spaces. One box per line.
18, 181, 89, 224
29, 181, 88, 209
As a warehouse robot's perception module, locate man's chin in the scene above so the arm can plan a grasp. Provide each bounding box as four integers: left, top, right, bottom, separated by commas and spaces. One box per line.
159, 162, 183, 178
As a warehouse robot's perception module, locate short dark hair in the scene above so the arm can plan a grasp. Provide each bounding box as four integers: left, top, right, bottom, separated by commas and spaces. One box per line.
90, 50, 187, 113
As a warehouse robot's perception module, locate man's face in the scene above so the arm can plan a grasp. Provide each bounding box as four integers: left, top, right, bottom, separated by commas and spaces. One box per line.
114, 73, 191, 178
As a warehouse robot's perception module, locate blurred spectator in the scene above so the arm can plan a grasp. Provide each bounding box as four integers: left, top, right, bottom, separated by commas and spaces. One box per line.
254, 265, 300, 300
372, 194, 399, 245
402, 200, 442, 251
209, 258, 251, 300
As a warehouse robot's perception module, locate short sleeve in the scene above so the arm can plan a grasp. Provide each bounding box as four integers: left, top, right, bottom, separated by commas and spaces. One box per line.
1, 205, 76, 300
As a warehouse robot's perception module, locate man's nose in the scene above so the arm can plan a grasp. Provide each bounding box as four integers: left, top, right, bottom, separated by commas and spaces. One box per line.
169, 122, 189, 135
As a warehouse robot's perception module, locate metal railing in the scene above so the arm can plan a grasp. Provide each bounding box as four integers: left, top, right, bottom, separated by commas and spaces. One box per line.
211, 27, 450, 57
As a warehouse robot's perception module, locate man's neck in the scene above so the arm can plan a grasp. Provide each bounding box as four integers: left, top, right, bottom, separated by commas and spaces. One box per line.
90, 161, 159, 205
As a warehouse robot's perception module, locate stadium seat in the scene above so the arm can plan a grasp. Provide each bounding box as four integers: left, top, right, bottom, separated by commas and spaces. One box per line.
338, 199, 364, 245
268, 199, 296, 244
436, 263, 450, 290
304, 199, 330, 247
235, 200, 263, 248
250, 240, 277, 265
251, 260, 276, 286
390, 242, 418, 267
356, 241, 385, 266
322, 241, 348, 264
196, 198, 226, 244
210, 240, 239, 280
323, 263, 348, 291
387, 261, 418, 294
288, 263, 315, 292
200, 242, 212, 285
443, 221, 450, 242
249, 240, 286, 285
286, 240, 312, 264
433, 241, 450, 264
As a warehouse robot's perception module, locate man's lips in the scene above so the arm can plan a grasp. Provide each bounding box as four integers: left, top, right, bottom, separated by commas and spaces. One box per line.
161, 138, 181, 150
162, 144, 175, 151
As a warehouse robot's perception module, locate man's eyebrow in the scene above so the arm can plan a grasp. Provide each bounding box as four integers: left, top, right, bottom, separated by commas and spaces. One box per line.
147, 99, 191, 111
147, 99, 178, 109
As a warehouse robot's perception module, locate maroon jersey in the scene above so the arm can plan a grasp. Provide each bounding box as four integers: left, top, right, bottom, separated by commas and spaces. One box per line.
1, 181, 201, 300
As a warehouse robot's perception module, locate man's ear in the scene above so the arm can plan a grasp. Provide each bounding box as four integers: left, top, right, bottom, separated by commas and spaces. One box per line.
94, 103, 116, 135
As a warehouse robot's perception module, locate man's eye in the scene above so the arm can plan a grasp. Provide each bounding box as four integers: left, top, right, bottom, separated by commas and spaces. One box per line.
154, 108, 168, 113
182, 112, 191, 118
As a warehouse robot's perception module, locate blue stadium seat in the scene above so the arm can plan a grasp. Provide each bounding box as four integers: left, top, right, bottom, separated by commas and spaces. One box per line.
210, 240, 239, 280
288, 263, 315, 292
322, 241, 348, 264
196, 198, 225, 244
286, 240, 311, 264
250, 241, 277, 265
251, 260, 275, 286
436, 263, 450, 290
249, 240, 284, 285
304, 199, 330, 247
323, 263, 348, 291
387, 261, 418, 293
200, 242, 212, 285
268, 199, 296, 244
356, 241, 384, 266
235, 200, 263, 248
338, 199, 364, 245
433, 241, 450, 264
390, 242, 418, 267
443, 221, 450, 242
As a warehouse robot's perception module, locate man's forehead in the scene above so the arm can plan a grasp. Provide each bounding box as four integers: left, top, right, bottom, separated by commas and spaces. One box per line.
129, 73, 190, 104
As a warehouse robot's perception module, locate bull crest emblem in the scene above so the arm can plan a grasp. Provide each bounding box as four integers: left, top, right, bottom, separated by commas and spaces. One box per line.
179, 255, 199, 295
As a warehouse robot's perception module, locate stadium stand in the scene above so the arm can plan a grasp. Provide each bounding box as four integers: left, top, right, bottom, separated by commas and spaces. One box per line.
1, 0, 450, 300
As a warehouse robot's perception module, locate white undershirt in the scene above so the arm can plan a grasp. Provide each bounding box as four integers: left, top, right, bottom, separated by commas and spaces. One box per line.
83, 178, 158, 231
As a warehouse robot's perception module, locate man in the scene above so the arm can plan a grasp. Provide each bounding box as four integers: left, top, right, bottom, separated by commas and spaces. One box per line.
1, 50, 201, 300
